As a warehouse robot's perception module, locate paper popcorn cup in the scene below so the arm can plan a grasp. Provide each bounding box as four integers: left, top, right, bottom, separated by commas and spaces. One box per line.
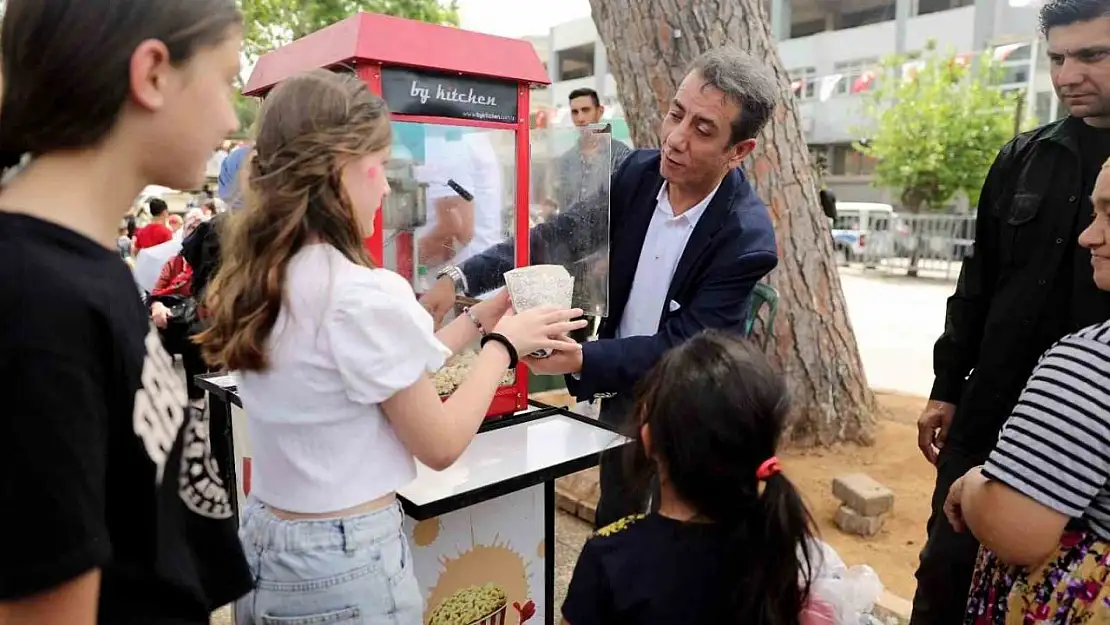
503, 264, 574, 312
503, 264, 574, 358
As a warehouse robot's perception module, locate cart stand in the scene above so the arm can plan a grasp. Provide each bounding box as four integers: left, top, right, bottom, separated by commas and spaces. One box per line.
196, 373, 629, 625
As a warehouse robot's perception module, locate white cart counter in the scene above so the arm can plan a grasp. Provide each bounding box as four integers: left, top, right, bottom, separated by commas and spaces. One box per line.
197, 373, 628, 625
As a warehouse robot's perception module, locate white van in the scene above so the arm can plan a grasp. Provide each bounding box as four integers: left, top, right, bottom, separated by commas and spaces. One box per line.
830, 202, 896, 263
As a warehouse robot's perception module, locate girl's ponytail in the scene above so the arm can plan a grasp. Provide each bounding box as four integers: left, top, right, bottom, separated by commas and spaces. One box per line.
718, 460, 815, 625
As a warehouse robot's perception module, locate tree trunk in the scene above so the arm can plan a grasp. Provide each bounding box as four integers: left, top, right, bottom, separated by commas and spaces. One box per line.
901, 190, 926, 278
589, 0, 876, 445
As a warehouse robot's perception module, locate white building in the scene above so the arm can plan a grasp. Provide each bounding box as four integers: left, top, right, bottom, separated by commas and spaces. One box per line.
529, 0, 1058, 204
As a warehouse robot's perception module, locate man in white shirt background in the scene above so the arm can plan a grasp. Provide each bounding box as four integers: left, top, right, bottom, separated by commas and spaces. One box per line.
417, 128, 503, 280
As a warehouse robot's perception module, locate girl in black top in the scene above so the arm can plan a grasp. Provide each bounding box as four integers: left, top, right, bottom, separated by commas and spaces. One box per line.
562, 330, 818, 625
0, 1, 252, 624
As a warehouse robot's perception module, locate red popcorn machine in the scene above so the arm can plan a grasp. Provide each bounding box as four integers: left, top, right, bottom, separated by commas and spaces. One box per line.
243, 12, 553, 418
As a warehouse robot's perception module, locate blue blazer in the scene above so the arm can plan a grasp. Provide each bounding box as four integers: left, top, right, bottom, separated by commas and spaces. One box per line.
459, 149, 778, 400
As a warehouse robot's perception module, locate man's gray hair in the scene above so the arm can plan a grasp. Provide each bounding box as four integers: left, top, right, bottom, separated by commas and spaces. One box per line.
688, 47, 777, 145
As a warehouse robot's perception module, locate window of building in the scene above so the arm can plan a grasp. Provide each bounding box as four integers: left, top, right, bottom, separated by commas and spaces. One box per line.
556, 43, 595, 82
788, 67, 817, 100
839, 3, 895, 29
916, 0, 973, 15
829, 144, 877, 176
1035, 90, 1054, 126
790, 18, 825, 38
834, 58, 880, 96
996, 43, 1032, 87
810, 144, 830, 175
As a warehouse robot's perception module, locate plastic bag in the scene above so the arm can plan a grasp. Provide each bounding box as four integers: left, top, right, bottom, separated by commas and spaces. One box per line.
801, 540, 885, 625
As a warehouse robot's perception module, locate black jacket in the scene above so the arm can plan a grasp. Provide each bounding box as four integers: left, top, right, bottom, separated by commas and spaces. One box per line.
934, 116, 1110, 451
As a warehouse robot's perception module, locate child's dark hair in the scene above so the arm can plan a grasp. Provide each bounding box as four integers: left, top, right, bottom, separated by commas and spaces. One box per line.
628, 329, 816, 625
149, 198, 169, 217
0, 0, 241, 169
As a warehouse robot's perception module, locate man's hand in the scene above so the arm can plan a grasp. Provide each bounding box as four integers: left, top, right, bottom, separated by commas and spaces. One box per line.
420, 277, 457, 328
523, 339, 584, 376
917, 400, 957, 465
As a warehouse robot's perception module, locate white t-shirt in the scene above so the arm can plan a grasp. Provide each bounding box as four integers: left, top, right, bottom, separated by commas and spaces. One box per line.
417, 132, 503, 270
236, 244, 452, 513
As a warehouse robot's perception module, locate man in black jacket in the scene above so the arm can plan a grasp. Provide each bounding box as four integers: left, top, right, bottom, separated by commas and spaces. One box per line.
911, 2, 1110, 623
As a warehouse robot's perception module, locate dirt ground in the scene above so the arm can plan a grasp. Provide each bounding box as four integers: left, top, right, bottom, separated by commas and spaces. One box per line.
781, 391, 932, 599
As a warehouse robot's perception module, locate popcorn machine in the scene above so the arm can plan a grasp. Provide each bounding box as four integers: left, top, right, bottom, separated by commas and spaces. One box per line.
244, 12, 551, 418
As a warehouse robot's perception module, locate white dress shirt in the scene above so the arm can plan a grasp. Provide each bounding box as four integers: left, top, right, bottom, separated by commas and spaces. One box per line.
617, 182, 720, 338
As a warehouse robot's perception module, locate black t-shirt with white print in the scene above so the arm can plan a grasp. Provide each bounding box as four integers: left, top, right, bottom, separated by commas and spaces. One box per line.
0, 213, 251, 623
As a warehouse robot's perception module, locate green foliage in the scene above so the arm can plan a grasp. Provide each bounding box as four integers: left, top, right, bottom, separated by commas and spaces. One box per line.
855, 44, 1019, 212
238, 0, 461, 57
232, 91, 259, 138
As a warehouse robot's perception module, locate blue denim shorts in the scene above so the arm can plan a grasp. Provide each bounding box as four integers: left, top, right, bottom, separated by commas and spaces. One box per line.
235, 497, 423, 625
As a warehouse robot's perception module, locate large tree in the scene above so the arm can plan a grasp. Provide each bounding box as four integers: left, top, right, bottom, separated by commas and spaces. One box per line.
589, 0, 875, 445
238, 0, 460, 57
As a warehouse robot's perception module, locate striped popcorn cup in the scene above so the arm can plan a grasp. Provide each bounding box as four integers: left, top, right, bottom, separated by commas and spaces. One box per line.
465, 604, 507, 625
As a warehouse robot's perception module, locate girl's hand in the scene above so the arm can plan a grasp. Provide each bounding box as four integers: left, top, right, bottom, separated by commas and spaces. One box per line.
493, 306, 586, 356
944, 473, 969, 533
151, 302, 171, 329
469, 289, 512, 332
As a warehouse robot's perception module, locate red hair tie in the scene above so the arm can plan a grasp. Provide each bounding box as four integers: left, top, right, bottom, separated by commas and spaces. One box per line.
756, 456, 781, 481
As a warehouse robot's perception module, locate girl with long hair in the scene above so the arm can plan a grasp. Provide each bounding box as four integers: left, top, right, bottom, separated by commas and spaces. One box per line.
561, 330, 817, 625
195, 69, 585, 624
0, 1, 251, 623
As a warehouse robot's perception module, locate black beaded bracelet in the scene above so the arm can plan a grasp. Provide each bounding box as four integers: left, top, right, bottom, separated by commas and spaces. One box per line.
480, 332, 518, 369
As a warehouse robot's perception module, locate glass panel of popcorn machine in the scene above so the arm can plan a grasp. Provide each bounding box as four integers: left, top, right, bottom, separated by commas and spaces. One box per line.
382, 122, 516, 295
382, 122, 518, 397
528, 124, 612, 319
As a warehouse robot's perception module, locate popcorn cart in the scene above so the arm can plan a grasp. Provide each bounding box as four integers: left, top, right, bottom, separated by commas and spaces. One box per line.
244, 11, 547, 418
199, 13, 631, 625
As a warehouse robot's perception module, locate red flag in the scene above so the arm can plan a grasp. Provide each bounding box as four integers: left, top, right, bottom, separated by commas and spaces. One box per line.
851, 70, 876, 94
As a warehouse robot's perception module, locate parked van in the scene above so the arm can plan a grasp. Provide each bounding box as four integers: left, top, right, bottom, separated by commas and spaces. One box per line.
830, 202, 896, 264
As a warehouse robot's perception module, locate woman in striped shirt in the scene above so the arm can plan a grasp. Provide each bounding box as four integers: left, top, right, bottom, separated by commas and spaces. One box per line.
945, 159, 1110, 624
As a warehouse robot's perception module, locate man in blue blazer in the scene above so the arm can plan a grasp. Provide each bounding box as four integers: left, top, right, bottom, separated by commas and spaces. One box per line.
422, 47, 780, 528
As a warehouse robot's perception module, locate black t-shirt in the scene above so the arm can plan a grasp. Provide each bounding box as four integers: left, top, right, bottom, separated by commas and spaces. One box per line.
0, 213, 251, 623
1075, 124, 1110, 330
562, 513, 735, 625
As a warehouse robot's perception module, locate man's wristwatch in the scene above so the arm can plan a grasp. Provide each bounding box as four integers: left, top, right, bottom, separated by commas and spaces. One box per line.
436, 265, 468, 294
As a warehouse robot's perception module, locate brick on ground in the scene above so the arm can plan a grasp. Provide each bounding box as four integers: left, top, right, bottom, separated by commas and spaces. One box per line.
832, 473, 894, 517
834, 504, 885, 537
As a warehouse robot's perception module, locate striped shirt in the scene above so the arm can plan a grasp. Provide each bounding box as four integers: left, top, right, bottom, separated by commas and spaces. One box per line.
983, 319, 1110, 540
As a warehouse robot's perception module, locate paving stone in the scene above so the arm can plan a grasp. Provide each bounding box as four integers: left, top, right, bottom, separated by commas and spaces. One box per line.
834, 504, 885, 537
554, 489, 578, 514
832, 473, 894, 516
576, 499, 597, 526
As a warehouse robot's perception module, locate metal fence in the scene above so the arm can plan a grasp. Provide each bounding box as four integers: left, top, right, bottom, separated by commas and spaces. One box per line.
832, 212, 976, 280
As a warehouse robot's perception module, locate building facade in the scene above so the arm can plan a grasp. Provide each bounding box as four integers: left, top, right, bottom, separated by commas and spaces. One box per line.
530, 0, 1058, 206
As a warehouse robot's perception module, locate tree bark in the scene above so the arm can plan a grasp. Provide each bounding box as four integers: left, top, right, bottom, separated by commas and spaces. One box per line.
589, 0, 876, 445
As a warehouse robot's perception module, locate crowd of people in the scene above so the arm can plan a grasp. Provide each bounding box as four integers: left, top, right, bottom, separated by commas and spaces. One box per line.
1, 1, 1109, 625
